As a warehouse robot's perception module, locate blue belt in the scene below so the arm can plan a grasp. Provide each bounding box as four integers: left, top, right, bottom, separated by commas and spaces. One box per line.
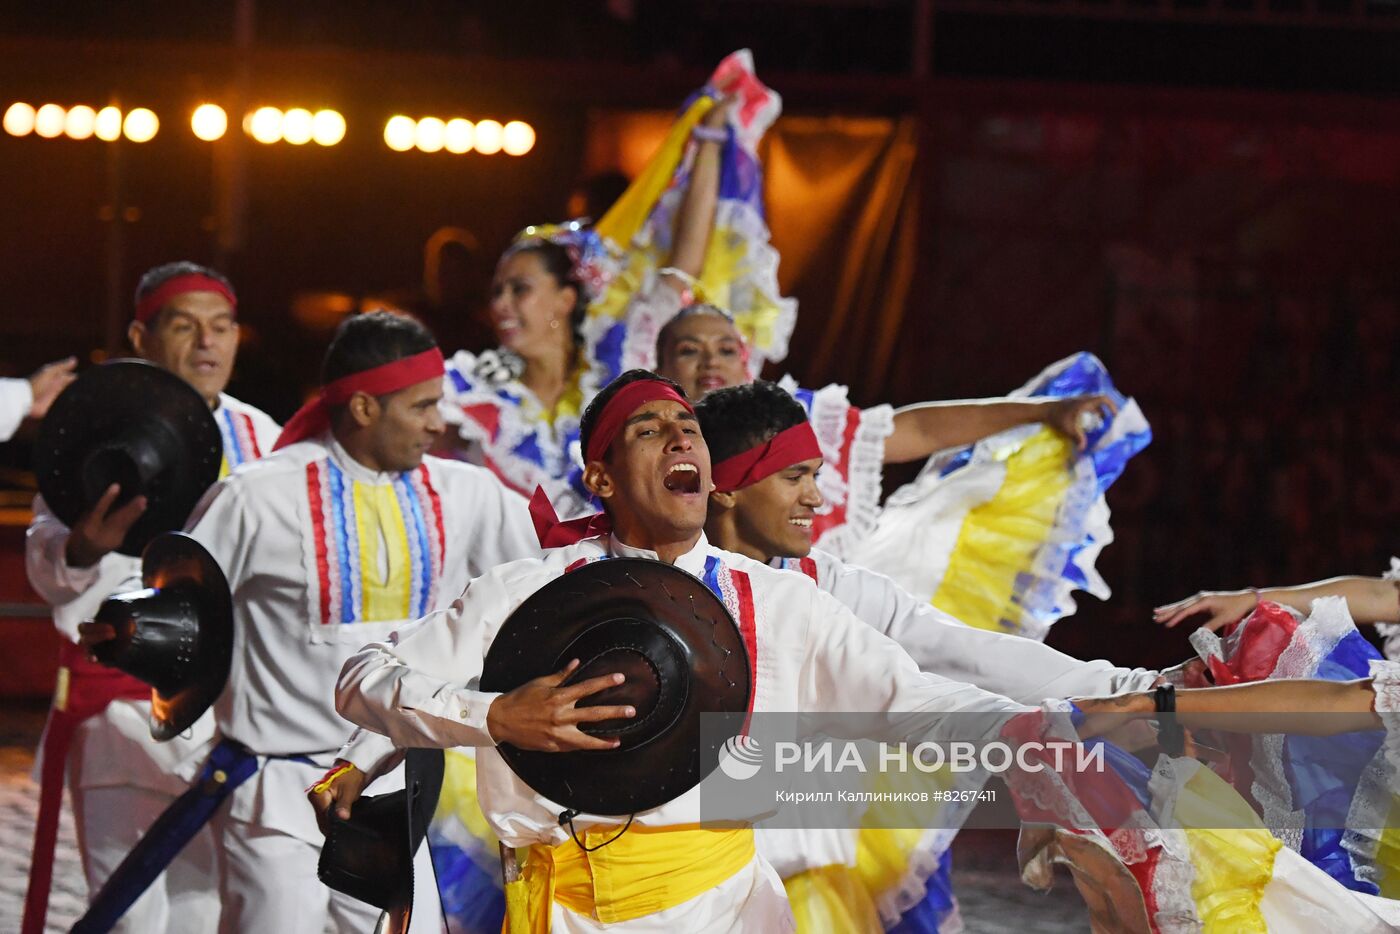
71, 738, 315, 933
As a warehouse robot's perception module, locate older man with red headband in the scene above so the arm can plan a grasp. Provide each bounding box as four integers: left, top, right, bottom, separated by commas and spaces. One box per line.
334, 368, 1058, 933
74, 311, 539, 933
23, 261, 279, 934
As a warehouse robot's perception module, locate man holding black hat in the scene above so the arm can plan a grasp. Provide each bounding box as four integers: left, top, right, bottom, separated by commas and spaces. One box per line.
336, 369, 1042, 932
23, 261, 279, 934
148, 310, 543, 933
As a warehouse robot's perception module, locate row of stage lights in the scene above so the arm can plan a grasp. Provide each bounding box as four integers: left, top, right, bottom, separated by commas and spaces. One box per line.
3, 102, 536, 155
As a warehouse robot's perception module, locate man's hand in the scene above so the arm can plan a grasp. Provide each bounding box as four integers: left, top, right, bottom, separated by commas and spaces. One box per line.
27, 356, 77, 420
1153, 590, 1256, 632
1043, 394, 1118, 451
77, 620, 118, 658
308, 761, 367, 836
65, 483, 147, 568
486, 659, 636, 753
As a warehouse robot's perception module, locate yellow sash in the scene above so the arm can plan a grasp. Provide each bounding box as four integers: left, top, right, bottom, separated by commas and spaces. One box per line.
504, 825, 754, 932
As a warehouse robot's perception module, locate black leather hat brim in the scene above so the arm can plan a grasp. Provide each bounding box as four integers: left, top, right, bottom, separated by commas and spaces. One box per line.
140, 533, 233, 740
319, 748, 444, 933
480, 558, 752, 816
34, 359, 223, 557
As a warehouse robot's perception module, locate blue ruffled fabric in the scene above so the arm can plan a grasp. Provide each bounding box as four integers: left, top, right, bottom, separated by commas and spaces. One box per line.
887, 849, 958, 934
1278, 630, 1385, 893
427, 831, 506, 934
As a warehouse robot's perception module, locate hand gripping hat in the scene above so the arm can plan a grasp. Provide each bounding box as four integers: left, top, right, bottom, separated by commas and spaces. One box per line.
318, 749, 445, 934
480, 557, 752, 816
91, 532, 233, 741
34, 358, 223, 556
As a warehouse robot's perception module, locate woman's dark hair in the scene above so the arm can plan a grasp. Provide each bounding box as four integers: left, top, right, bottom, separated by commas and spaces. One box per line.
322, 310, 437, 386
502, 239, 588, 345
694, 380, 807, 464
655, 303, 737, 366
133, 261, 235, 321
579, 369, 688, 463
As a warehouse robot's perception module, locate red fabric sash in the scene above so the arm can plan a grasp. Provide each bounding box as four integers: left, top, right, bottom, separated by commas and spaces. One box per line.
529, 486, 613, 548
134, 273, 237, 324
273, 347, 445, 451
711, 422, 821, 492
23, 641, 150, 934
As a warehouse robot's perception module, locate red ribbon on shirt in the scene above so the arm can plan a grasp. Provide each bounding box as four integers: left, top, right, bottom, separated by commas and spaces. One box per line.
530, 379, 695, 547
711, 421, 821, 493
22, 641, 150, 934
273, 348, 445, 451
134, 273, 237, 324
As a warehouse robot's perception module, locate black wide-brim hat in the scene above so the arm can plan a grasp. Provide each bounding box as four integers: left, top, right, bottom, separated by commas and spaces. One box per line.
480, 557, 753, 816
35, 358, 223, 556
318, 748, 445, 934
92, 532, 233, 740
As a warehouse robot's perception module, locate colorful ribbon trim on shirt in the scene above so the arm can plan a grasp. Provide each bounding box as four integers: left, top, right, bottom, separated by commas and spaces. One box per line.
274, 347, 445, 451
711, 422, 821, 492
134, 273, 237, 324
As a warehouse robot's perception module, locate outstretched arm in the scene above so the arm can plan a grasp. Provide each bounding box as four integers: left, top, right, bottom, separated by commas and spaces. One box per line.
1076, 678, 1382, 737
884, 394, 1117, 464
660, 99, 732, 289
1155, 576, 1400, 632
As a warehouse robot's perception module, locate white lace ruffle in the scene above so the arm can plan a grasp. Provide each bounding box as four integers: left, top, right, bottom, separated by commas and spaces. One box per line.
1270, 595, 1357, 679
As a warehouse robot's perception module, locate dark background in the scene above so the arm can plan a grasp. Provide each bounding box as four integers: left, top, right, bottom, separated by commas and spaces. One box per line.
1, 0, 1397, 687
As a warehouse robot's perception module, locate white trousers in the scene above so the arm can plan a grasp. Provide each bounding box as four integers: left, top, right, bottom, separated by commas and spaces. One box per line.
70, 783, 221, 933
211, 809, 445, 934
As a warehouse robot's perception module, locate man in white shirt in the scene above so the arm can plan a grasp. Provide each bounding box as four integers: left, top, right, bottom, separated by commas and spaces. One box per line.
150, 311, 549, 934
0, 355, 76, 441
335, 369, 1047, 933
24, 262, 279, 934
692, 378, 1162, 930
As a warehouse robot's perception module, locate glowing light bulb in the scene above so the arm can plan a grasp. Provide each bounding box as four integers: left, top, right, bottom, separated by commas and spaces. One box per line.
3, 102, 36, 136
35, 104, 66, 139
123, 108, 159, 143
414, 116, 445, 153
247, 106, 283, 144
281, 108, 313, 145
444, 118, 473, 154
473, 119, 503, 155
311, 109, 345, 146
94, 107, 122, 141
191, 104, 227, 141
384, 115, 415, 152
502, 121, 535, 156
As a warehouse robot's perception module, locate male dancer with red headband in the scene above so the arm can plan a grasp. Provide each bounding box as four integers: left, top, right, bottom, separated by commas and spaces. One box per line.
76, 310, 549, 932
24, 261, 279, 934
695, 379, 1165, 931
334, 368, 1089, 933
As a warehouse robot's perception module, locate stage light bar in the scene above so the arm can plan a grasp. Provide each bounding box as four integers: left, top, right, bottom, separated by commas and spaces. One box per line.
3, 102, 153, 142
242, 106, 344, 146
385, 115, 534, 155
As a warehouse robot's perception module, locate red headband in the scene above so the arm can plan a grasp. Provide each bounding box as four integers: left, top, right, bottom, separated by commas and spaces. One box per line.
273, 348, 445, 451
711, 422, 822, 493
135, 273, 237, 324
583, 379, 694, 463
531, 379, 696, 548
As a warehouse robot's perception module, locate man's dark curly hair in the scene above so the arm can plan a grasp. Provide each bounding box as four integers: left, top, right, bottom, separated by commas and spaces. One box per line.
579, 369, 689, 462
694, 380, 808, 464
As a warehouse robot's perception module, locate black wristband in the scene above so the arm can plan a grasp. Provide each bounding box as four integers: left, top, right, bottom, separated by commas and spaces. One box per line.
1153, 684, 1185, 757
